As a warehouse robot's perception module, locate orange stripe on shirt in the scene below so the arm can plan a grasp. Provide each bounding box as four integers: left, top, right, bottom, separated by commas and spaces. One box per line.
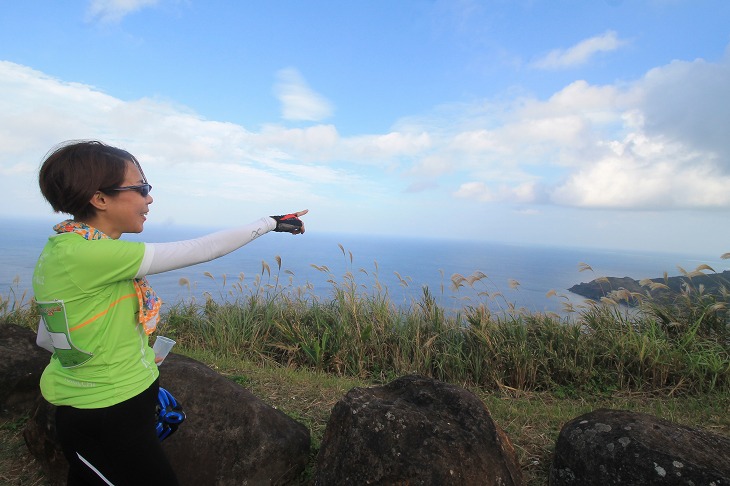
69, 293, 137, 332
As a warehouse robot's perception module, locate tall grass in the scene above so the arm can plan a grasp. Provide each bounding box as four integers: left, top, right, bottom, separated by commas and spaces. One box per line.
0, 276, 37, 329
3, 250, 729, 395
152, 250, 730, 396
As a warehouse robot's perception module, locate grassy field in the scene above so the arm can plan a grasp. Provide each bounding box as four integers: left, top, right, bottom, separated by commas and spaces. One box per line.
2, 258, 730, 485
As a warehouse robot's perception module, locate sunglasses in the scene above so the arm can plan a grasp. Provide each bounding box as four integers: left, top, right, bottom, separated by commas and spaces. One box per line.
104, 183, 153, 197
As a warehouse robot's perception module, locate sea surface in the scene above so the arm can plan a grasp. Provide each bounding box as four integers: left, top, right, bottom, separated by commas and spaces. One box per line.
2, 218, 727, 316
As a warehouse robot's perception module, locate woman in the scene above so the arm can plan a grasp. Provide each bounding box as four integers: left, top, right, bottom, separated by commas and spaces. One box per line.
32, 140, 307, 485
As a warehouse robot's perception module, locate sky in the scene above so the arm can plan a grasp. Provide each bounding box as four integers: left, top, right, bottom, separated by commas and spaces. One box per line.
1, 0, 729, 256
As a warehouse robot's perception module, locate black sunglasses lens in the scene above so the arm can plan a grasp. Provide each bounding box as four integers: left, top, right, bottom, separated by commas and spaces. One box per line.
137, 185, 151, 197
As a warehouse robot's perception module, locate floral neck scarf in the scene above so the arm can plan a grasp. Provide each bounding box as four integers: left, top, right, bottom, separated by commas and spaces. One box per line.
53, 220, 161, 335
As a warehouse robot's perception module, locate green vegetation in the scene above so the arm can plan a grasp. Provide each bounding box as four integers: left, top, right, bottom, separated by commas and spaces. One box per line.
2, 251, 729, 485
163, 253, 730, 395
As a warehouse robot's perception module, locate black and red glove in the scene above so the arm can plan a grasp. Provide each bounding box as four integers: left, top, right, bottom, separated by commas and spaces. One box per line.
271, 213, 305, 234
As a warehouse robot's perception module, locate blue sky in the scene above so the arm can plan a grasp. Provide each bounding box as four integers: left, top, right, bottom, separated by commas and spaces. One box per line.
1, 0, 729, 255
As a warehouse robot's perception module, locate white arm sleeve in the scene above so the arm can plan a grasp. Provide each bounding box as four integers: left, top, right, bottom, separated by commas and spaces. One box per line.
136, 217, 277, 277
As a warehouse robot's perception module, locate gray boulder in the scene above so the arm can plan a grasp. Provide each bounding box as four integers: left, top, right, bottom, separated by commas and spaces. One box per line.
23, 395, 67, 485
0, 323, 48, 414
314, 374, 524, 485
159, 353, 311, 485
550, 408, 730, 485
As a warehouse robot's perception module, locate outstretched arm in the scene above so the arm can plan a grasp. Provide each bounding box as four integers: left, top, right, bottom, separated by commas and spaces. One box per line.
136, 210, 307, 277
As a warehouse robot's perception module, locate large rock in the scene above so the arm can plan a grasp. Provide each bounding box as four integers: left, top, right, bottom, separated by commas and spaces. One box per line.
314, 374, 523, 485
0, 323, 49, 414
159, 353, 311, 485
23, 352, 311, 485
550, 408, 730, 485
23, 395, 67, 485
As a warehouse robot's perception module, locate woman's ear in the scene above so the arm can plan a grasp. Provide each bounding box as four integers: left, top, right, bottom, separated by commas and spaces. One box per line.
88, 191, 108, 212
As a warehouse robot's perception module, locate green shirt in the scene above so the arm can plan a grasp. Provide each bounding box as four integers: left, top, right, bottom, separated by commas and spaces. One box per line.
33, 233, 159, 408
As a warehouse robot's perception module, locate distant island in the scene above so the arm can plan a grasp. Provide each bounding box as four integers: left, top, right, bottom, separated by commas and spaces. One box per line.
568, 270, 730, 305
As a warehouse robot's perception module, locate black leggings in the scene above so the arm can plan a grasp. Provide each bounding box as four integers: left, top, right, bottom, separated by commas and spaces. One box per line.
55, 379, 179, 486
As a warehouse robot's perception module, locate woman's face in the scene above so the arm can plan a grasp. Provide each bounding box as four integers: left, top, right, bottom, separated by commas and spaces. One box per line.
102, 161, 153, 238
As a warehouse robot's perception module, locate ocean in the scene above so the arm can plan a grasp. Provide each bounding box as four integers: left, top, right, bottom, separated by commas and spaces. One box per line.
2, 218, 726, 316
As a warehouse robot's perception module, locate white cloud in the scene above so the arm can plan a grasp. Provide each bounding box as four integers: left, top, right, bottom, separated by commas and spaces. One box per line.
551, 133, 730, 208
638, 57, 730, 165
274, 68, 334, 122
532, 31, 628, 69
454, 181, 540, 204
343, 132, 432, 166
255, 124, 340, 161
454, 181, 492, 201
545, 55, 730, 209
0, 61, 403, 227
2, 44, 729, 231
86, 0, 161, 23
399, 51, 730, 211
